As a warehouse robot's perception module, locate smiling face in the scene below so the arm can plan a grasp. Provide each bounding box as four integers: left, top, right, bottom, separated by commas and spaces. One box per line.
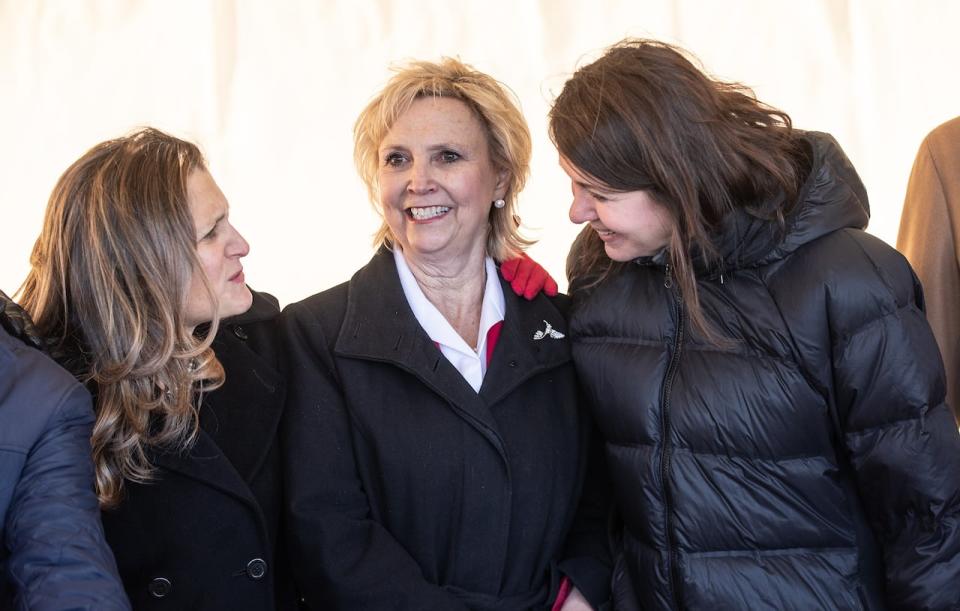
183, 170, 252, 329
377, 96, 507, 264
560, 156, 674, 261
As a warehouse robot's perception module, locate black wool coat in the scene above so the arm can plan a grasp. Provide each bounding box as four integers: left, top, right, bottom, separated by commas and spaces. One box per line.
101, 291, 296, 610
281, 249, 609, 611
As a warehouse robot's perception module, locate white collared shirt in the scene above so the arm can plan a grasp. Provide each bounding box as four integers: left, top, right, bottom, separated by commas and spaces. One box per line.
394, 248, 505, 393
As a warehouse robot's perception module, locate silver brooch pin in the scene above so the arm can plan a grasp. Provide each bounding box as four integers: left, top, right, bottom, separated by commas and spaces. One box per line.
533, 320, 565, 340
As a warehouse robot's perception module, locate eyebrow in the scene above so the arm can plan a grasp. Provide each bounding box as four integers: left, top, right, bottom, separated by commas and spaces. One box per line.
561, 158, 613, 194
428, 142, 465, 151
576, 180, 615, 194
379, 142, 468, 153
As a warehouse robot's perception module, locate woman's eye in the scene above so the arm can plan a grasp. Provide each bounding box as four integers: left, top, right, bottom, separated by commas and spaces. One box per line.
439, 151, 460, 163
591, 192, 609, 202
200, 228, 217, 241
384, 152, 406, 167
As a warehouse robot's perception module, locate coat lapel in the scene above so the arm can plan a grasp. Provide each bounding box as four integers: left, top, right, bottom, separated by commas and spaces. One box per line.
152, 291, 283, 507
479, 277, 572, 405
202, 326, 283, 484
334, 250, 509, 460
151, 430, 260, 507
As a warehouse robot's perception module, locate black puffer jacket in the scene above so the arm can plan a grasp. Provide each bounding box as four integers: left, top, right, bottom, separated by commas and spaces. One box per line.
570, 133, 960, 610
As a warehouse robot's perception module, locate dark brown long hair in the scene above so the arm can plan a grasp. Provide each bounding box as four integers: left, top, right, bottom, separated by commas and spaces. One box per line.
550, 39, 806, 340
19, 128, 224, 507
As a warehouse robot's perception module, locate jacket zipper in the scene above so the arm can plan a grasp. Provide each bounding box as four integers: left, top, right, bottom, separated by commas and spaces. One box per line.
660, 263, 685, 610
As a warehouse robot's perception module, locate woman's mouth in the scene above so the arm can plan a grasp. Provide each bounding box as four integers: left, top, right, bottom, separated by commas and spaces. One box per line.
229, 270, 245, 283
594, 227, 616, 241
407, 206, 451, 221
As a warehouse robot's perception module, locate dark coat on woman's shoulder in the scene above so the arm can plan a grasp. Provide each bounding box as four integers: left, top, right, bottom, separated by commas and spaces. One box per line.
100, 291, 296, 610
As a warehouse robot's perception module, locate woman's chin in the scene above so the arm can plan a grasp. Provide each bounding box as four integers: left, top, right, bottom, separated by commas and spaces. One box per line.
221, 285, 254, 319
603, 244, 631, 262
402, 237, 457, 260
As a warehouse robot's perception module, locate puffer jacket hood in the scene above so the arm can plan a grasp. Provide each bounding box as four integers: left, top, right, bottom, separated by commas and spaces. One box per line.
767, 132, 869, 261
684, 132, 871, 275
570, 132, 960, 610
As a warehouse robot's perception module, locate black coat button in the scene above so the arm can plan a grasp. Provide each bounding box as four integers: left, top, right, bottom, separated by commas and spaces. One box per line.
148, 577, 172, 598
233, 326, 249, 340
246, 558, 267, 580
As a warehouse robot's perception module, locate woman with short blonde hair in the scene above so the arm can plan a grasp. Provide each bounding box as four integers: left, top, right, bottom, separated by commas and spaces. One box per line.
354, 57, 533, 261
283, 58, 607, 610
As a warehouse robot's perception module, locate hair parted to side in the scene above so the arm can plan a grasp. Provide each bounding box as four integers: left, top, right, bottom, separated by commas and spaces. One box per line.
18, 127, 225, 508
354, 57, 533, 261
550, 38, 806, 341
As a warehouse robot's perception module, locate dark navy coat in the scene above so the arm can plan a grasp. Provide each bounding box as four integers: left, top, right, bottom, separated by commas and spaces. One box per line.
281, 249, 608, 610
0, 307, 129, 610
570, 134, 960, 610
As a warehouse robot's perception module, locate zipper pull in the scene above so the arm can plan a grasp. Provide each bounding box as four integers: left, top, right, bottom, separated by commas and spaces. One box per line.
664, 263, 673, 289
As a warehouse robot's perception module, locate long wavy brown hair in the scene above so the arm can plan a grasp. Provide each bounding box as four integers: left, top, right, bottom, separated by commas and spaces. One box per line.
19, 128, 225, 507
550, 39, 807, 341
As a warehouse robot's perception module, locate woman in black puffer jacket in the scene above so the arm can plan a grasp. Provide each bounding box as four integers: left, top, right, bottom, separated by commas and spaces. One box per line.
549, 39, 960, 610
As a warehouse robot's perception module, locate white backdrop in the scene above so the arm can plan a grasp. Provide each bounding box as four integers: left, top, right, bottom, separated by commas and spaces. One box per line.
2, 1, 958, 306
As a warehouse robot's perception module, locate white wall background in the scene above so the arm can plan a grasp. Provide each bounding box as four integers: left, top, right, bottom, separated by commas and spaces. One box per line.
2, 0, 958, 306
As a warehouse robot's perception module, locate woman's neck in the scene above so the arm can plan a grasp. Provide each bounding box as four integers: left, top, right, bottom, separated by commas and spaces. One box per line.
402, 247, 487, 350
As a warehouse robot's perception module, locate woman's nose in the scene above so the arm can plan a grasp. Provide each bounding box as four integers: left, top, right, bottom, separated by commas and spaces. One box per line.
407, 159, 436, 194
228, 224, 250, 258
569, 193, 596, 224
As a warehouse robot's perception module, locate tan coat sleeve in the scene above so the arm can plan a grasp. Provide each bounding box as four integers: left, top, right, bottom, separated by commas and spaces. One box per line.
897, 116, 960, 422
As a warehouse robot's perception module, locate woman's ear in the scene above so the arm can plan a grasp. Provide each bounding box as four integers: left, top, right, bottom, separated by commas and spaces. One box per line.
494, 169, 510, 201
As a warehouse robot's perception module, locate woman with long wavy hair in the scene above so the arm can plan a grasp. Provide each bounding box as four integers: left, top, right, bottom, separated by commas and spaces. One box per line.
549, 39, 960, 609
19, 128, 296, 610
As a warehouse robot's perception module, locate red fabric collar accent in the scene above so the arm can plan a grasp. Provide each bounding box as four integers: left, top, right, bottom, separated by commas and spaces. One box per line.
551, 576, 572, 611
485, 320, 503, 367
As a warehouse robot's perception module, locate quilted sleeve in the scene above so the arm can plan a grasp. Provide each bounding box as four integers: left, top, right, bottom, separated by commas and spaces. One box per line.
5, 383, 130, 610
830, 231, 960, 610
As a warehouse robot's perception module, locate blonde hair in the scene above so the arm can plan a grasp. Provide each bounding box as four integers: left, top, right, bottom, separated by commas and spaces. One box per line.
19, 128, 224, 507
354, 57, 533, 260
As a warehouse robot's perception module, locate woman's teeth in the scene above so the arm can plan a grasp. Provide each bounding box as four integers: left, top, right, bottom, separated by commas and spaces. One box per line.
409, 206, 451, 220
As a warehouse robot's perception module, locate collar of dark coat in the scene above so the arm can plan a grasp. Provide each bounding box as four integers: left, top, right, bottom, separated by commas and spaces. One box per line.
222, 289, 280, 326
334, 248, 572, 447
192, 289, 279, 337
152, 292, 282, 509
